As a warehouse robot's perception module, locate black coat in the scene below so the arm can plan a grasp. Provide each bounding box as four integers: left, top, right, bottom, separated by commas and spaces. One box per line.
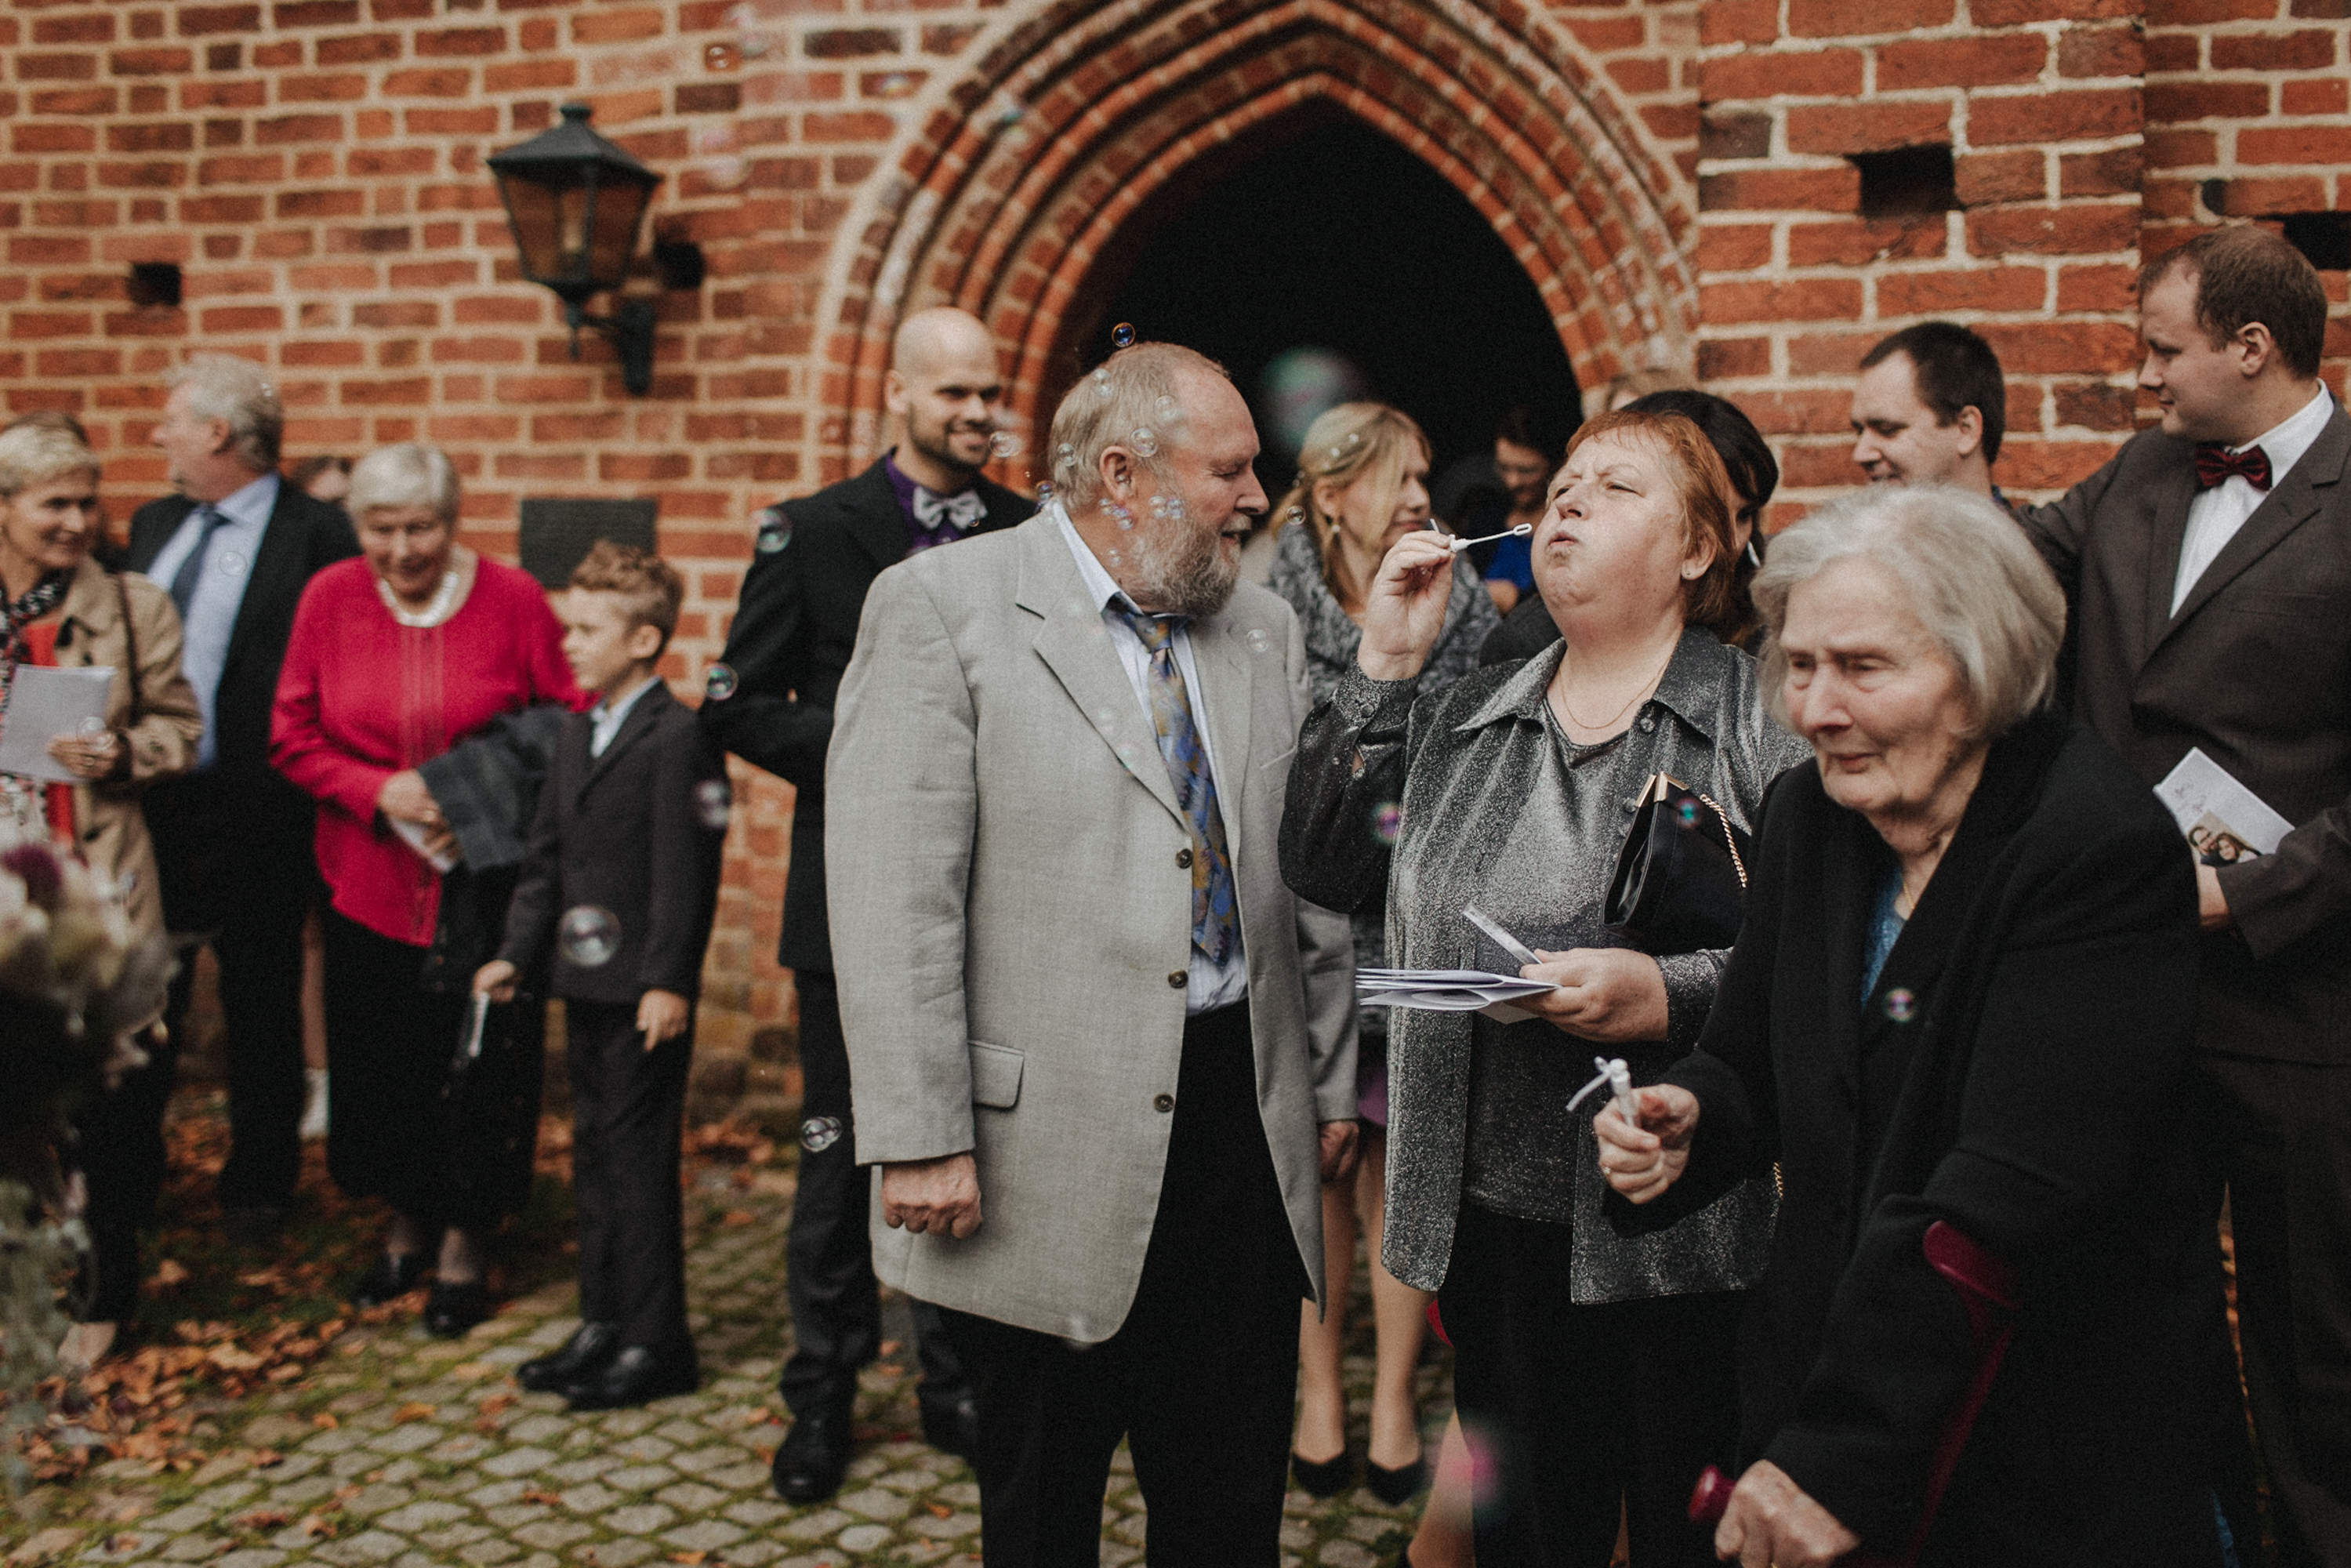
701, 459, 1030, 973
126, 483, 358, 793
2017, 407, 2351, 1065
499, 682, 727, 1006
1656, 713, 2225, 1564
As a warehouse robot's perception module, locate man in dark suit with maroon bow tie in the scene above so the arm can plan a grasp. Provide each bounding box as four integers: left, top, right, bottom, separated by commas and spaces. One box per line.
2016, 223, 2351, 1567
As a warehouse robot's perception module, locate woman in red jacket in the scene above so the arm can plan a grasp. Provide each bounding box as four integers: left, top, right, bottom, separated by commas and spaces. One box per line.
273, 442, 582, 1335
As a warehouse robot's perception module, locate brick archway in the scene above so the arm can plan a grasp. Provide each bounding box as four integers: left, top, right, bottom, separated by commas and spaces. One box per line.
811, 0, 1697, 474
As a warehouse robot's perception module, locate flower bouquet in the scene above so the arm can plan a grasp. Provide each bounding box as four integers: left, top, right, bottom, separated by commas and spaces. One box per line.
0, 822, 170, 1440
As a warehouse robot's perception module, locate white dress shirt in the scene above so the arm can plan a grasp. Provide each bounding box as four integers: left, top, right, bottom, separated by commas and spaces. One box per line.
1058, 506, 1249, 1014
145, 471, 278, 769
588, 674, 658, 758
2173, 384, 2335, 614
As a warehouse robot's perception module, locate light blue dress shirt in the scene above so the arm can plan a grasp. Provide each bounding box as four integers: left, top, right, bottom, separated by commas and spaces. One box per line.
144, 472, 278, 769
588, 675, 659, 759
1057, 505, 1249, 1015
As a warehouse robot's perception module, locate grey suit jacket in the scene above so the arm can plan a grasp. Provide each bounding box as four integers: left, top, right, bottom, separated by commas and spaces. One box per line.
2016, 404, 2351, 1064
826, 512, 1358, 1341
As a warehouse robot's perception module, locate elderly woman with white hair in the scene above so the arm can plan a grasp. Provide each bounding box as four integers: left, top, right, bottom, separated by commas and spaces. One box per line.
273, 443, 580, 1335
1596, 485, 2231, 1566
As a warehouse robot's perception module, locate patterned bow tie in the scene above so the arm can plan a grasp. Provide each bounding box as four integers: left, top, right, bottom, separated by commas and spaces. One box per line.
2193, 443, 2272, 492
911, 487, 985, 532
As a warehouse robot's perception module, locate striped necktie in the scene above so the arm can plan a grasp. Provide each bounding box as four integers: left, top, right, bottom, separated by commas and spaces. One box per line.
1109, 605, 1238, 966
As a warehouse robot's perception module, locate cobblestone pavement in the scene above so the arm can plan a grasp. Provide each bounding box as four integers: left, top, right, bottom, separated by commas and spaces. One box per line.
6, 1161, 1451, 1566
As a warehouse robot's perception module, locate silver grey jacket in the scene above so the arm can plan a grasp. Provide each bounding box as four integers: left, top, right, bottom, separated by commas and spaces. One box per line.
1279, 630, 1810, 1296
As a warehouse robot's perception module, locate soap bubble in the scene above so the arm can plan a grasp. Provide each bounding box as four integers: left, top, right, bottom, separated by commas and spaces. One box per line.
1129, 426, 1159, 457
705, 662, 738, 702
216, 550, 248, 576
1111, 321, 1136, 350
1245, 626, 1271, 655
695, 779, 732, 831
1152, 394, 1182, 426
77, 714, 106, 733
559, 906, 622, 967
1286, 506, 1305, 527
1883, 988, 1916, 1022
989, 430, 1023, 459
704, 40, 738, 70
1675, 799, 1699, 828
754, 507, 789, 553
1055, 441, 1076, 473
1093, 368, 1113, 397
800, 1116, 844, 1153
1372, 802, 1402, 846
1035, 480, 1054, 501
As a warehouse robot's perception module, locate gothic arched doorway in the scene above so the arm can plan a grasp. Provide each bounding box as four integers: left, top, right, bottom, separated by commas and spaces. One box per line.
1069, 107, 1582, 490
809, 0, 1696, 488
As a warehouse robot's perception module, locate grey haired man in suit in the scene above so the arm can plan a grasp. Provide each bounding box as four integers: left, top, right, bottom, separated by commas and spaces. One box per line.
131, 354, 357, 1240
2015, 223, 2351, 1567
826, 341, 1357, 1564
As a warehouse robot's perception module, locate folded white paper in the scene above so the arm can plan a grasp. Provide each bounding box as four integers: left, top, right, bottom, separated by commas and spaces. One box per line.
0, 665, 112, 783
2154, 747, 2293, 860
1358, 967, 1559, 1023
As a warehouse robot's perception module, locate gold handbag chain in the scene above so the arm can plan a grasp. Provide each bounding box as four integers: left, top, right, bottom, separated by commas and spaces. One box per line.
1653, 773, 1747, 890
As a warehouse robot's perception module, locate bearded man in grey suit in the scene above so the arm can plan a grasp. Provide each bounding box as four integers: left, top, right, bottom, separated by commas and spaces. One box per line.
826, 340, 1358, 1564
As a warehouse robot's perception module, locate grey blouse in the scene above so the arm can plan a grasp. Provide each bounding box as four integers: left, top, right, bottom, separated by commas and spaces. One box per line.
1279, 630, 1814, 1299
1265, 520, 1499, 1036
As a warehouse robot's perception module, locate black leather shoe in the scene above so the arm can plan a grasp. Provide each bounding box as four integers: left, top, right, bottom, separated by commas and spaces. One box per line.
1291, 1449, 1352, 1498
1366, 1452, 1428, 1504
517, 1323, 620, 1394
919, 1392, 979, 1462
771, 1406, 853, 1503
348, 1251, 427, 1308
423, 1279, 491, 1338
563, 1345, 698, 1411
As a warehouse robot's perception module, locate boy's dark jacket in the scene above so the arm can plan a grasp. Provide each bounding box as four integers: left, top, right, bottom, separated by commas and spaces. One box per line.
498, 680, 728, 1004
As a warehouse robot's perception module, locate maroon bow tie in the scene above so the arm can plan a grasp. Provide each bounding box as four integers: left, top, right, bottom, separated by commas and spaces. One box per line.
2193, 443, 2272, 491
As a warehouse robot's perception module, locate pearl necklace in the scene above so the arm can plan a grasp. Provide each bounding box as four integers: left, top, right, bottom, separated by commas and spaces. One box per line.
377, 566, 462, 629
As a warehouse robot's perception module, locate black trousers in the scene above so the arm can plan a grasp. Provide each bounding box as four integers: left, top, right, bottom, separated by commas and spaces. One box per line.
321, 909, 530, 1230
778, 972, 966, 1421
70, 1028, 180, 1323
147, 773, 314, 1210
565, 998, 692, 1353
1440, 1203, 1743, 1568
2197, 1051, 2351, 1568
938, 1001, 1307, 1567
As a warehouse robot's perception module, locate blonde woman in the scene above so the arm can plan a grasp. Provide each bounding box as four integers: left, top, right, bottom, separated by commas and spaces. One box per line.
0, 420, 202, 1367
1266, 402, 1497, 1504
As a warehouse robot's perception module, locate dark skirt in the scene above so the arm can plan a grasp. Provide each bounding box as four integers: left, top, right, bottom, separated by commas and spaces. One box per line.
321, 908, 541, 1229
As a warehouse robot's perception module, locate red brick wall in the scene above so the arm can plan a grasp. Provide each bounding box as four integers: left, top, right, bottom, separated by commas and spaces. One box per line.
2144, 0, 2351, 387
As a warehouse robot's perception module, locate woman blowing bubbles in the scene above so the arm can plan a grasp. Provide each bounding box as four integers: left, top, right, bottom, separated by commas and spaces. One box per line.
1596, 485, 2230, 1567
1283, 409, 1809, 1565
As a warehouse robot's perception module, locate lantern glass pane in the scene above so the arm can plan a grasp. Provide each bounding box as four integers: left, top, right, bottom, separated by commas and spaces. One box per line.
497, 176, 574, 285
589, 180, 651, 293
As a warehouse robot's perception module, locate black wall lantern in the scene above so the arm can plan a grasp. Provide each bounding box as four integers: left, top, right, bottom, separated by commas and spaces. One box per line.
488, 103, 663, 394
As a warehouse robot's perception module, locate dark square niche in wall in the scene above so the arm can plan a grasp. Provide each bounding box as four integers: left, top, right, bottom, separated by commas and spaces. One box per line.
1850, 145, 1957, 221
126, 262, 182, 309
519, 498, 657, 589
2279, 212, 2351, 273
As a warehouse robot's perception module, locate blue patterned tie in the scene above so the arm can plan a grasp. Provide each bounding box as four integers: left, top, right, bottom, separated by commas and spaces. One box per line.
1110, 606, 1238, 966
167, 504, 228, 619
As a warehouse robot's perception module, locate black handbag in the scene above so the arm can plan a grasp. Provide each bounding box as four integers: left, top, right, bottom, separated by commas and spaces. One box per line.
1603, 772, 1752, 953
438, 987, 545, 1221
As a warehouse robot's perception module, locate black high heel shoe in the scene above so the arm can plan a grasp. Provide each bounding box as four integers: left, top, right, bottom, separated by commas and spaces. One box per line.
1290, 1448, 1353, 1498
1366, 1451, 1428, 1505
348, 1251, 427, 1308
424, 1278, 491, 1338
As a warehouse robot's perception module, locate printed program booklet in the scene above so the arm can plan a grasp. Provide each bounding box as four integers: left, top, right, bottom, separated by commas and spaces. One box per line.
2154, 747, 2294, 865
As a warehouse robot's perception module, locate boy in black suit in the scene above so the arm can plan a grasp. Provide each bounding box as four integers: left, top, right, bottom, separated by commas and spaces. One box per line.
476, 543, 727, 1411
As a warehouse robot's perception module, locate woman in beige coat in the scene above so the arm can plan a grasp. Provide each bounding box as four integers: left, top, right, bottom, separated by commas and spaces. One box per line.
0, 419, 201, 1368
